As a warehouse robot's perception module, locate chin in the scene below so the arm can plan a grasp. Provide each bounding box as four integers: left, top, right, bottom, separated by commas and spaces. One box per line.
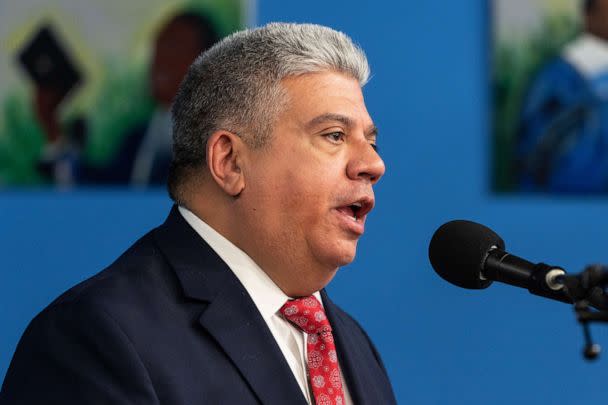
320, 241, 358, 269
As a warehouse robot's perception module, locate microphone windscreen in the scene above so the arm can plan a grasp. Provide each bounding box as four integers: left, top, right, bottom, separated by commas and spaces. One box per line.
428, 220, 505, 289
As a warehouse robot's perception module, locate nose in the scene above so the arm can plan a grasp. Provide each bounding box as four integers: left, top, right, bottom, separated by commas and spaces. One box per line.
346, 139, 386, 184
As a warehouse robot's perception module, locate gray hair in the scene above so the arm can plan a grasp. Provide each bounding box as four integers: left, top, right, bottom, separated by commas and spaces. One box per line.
168, 22, 370, 203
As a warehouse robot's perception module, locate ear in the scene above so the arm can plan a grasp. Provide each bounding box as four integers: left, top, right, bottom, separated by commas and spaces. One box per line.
206, 130, 246, 197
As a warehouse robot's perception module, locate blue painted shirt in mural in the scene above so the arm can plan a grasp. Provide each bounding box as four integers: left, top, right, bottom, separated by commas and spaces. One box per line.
517, 34, 608, 192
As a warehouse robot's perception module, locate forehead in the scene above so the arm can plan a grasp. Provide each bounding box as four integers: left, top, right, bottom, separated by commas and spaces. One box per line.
278, 71, 373, 129
157, 19, 200, 46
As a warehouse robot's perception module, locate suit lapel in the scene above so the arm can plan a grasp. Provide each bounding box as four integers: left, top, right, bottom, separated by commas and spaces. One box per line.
154, 206, 307, 404
198, 279, 307, 405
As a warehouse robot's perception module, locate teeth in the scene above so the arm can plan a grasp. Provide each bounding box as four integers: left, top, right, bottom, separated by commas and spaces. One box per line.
350, 202, 362, 221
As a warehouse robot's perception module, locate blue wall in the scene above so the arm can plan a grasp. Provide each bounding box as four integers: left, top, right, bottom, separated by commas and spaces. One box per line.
2, 1, 607, 403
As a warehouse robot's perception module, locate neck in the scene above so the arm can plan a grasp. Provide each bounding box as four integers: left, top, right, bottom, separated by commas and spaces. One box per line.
243, 247, 338, 297
586, 24, 608, 42
186, 188, 338, 297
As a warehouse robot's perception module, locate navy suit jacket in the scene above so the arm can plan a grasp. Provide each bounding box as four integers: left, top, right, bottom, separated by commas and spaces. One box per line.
0, 207, 396, 404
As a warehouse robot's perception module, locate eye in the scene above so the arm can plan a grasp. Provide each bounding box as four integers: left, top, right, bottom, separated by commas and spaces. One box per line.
370, 143, 379, 152
324, 132, 345, 144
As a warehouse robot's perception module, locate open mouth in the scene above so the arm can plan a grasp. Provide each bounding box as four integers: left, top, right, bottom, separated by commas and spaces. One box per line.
336, 199, 373, 221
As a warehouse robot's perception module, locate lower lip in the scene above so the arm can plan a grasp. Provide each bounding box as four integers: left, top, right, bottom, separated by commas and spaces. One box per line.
333, 209, 366, 236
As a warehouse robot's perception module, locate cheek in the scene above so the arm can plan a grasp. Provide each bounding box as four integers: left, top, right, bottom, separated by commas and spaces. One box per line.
271, 171, 325, 231
248, 144, 345, 230
261, 152, 326, 208
246, 161, 313, 228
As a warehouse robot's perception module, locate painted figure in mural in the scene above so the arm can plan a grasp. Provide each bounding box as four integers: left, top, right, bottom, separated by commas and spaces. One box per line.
516, 0, 608, 192
18, 24, 84, 185
36, 11, 219, 187
88, 11, 220, 186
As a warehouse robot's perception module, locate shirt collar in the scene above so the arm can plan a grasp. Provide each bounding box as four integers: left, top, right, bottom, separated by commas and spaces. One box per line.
178, 206, 321, 320
562, 33, 608, 79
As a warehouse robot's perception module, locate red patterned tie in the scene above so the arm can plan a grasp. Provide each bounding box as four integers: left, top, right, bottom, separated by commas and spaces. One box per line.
280, 296, 345, 405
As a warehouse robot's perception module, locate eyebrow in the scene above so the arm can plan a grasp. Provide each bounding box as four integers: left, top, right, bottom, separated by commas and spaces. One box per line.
305, 113, 378, 139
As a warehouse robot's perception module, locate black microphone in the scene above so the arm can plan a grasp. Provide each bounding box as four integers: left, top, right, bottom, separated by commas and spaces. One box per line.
428, 220, 572, 304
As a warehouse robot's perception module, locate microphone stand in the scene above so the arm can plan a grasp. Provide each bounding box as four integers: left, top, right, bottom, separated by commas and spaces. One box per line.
559, 265, 608, 360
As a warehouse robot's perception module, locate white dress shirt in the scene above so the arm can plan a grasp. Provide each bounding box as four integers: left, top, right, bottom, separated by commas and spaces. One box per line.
178, 206, 352, 404
131, 108, 173, 186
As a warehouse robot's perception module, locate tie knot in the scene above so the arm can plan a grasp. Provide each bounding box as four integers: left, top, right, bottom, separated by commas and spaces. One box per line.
280, 296, 332, 335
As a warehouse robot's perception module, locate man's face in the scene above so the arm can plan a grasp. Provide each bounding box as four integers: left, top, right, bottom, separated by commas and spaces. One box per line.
238, 71, 385, 283
587, 0, 608, 41
151, 20, 203, 107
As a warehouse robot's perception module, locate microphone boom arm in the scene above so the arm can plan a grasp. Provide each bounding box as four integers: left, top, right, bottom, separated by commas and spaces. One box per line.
483, 248, 571, 304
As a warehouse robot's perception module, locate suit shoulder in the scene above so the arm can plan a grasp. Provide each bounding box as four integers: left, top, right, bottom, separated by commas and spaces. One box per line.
1, 271, 160, 404
45, 229, 178, 318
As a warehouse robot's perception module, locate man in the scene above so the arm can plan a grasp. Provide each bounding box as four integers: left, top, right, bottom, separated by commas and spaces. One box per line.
99, 11, 219, 186
38, 11, 219, 186
0, 23, 396, 404
517, 0, 608, 192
